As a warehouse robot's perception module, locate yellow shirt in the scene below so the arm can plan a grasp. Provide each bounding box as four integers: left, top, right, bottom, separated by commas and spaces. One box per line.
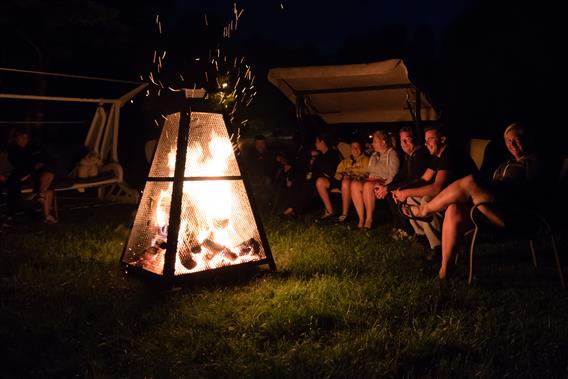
335, 154, 369, 180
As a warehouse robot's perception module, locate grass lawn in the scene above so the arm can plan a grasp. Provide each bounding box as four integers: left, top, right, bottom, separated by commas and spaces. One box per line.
1, 201, 568, 378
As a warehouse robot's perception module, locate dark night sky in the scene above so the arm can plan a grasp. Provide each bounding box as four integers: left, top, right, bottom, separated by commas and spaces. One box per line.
172, 0, 473, 51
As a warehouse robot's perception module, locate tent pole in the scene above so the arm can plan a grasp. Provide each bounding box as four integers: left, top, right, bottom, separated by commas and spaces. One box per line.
295, 94, 307, 147
415, 89, 423, 143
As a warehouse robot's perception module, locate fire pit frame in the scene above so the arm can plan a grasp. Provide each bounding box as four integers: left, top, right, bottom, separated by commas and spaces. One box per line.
120, 102, 276, 285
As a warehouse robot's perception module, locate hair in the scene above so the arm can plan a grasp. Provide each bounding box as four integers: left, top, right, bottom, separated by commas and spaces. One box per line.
254, 135, 267, 141
424, 124, 446, 137
350, 139, 363, 148
315, 134, 332, 148
372, 130, 394, 148
399, 126, 416, 140
9, 127, 29, 144
503, 122, 526, 139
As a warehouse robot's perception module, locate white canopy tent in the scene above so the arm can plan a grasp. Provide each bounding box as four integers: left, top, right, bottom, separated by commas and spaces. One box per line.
268, 58, 437, 125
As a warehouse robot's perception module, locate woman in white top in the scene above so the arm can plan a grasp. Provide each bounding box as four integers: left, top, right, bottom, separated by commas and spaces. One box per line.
351, 130, 400, 229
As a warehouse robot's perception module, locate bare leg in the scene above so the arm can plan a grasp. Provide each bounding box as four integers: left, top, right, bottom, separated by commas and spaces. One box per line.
351, 180, 365, 227
439, 203, 471, 279
316, 177, 333, 213
363, 181, 376, 228
415, 175, 503, 227
43, 190, 54, 219
38, 172, 54, 196
340, 178, 352, 216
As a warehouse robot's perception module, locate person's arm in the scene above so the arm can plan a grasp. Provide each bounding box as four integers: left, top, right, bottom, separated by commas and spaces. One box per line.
334, 159, 346, 180
384, 149, 400, 185
392, 168, 436, 202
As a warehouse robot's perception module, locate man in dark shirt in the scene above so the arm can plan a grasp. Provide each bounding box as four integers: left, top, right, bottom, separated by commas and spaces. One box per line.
242, 135, 279, 213
385, 127, 430, 239
392, 126, 476, 257
243, 135, 277, 185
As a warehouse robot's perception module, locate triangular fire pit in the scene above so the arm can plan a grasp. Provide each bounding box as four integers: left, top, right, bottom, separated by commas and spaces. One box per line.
121, 106, 276, 284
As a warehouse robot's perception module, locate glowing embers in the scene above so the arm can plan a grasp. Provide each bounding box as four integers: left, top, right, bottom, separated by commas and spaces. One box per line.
121, 111, 274, 279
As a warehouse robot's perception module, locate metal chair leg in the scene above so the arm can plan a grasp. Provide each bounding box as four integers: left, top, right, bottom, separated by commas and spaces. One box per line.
468, 227, 479, 285
545, 228, 566, 289
529, 240, 537, 269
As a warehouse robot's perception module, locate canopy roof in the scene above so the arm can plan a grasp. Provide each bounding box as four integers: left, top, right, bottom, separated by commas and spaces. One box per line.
268, 59, 437, 124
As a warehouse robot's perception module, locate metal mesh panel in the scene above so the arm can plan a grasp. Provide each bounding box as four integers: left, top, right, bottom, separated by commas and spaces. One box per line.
174, 180, 265, 275
184, 112, 241, 177
123, 181, 172, 275
149, 112, 241, 178
125, 111, 264, 277
149, 113, 179, 178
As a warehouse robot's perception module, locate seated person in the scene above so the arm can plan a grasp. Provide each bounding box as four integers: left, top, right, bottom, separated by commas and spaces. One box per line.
242, 135, 278, 213
385, 127, 430, 240
351, 130, 400, 229
392, 125, 477, 258
402, 122, 538, 280
315, 140, 369, 221
282, 134, 341, 217
242, 135, 277, 186
6, 128, 58, 224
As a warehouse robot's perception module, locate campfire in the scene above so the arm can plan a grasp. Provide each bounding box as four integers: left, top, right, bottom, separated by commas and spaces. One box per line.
121, 110, 275, 281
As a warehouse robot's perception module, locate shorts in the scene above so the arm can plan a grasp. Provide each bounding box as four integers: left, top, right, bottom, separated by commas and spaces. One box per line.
329, 177, 342, 190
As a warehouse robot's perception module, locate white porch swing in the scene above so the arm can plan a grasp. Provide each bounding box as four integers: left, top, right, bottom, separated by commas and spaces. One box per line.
0, 67, 147, 210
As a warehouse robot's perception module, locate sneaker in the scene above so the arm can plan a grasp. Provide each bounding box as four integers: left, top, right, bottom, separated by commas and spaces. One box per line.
44, 214, 57, 224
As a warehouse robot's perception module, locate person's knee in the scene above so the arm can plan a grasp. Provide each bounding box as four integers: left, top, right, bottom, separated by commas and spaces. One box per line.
315, 177, 328, 189
459, 175, 475, 189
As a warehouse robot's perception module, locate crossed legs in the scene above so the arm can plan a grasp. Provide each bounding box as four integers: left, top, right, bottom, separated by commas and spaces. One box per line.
413, 175, 504, 228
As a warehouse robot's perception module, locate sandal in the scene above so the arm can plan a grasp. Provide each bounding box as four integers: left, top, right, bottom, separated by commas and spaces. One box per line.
337, 214, 348, 223
320, 210, 334, 220
398, 202, 433, 222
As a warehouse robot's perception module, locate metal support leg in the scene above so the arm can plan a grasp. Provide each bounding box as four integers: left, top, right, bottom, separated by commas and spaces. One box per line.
468, 227, 479, 285
529, 240, 537, 269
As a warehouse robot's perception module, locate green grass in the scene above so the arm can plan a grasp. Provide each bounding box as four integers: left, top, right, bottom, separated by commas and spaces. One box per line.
1, 203, 568, 378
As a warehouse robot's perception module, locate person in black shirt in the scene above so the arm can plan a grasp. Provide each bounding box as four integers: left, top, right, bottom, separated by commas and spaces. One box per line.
6, 128, 58, 224
403, 123, 536, 280
282, 135, 341, 217
242, 135, 278, 213
386, 127, 430, 239
392, 125, 476, 258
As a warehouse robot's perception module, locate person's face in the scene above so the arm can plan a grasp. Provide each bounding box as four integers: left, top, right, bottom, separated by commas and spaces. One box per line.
15, 133, 29, 148
504, 129, 525, 160
255, 139, 267, 154
350, 142, 362, 158
399, 131, 415, 156
315, 138, 326, 152
424, 129, 444, 156
372, 135, 386, 153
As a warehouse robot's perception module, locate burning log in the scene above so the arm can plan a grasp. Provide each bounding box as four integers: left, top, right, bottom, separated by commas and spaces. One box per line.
201, 238, 226, 254
220, 249, 238, 261
179, 250, 197, 270
237, 238, 260, 257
